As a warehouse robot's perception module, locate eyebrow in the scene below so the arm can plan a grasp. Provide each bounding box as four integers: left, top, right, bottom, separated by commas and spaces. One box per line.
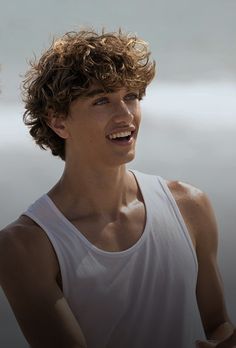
83, 88, 115, 98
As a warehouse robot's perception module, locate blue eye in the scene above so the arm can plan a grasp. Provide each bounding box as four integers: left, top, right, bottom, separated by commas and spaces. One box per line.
93, 97, 109, 106
124, 93, 140, 101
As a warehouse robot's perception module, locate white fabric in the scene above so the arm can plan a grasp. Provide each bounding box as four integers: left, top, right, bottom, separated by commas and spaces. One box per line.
24, 170, 206, 348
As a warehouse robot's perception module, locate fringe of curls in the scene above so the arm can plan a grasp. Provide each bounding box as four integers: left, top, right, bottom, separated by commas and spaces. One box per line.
22, 29, 156, 160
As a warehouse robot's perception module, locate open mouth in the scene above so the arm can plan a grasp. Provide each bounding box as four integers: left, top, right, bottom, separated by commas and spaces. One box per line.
106, 131, 135, 143
115, 134, 132, 141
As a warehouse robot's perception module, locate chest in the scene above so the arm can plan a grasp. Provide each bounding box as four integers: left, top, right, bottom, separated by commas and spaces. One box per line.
70, 201, 146, 252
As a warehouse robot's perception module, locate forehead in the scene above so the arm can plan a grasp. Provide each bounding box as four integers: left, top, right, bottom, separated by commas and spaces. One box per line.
82, 82, 130, 99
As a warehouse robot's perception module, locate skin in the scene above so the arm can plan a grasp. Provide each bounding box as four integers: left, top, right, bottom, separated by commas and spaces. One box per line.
0, 85, 235, 347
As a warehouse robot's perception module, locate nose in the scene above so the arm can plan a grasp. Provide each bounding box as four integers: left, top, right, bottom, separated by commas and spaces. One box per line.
112, 100, 134, 124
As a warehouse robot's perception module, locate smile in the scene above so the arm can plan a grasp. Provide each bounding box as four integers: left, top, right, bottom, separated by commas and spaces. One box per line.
106, 130, 135, 145
108, 130, 132, 140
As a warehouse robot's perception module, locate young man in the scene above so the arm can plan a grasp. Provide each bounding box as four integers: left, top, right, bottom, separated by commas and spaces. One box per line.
0, 29, 235, 348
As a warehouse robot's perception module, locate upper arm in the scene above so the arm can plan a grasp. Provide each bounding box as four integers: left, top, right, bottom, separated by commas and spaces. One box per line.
0, 221, 87, 348
168, 181, 231, 337
193, 193, 231, 336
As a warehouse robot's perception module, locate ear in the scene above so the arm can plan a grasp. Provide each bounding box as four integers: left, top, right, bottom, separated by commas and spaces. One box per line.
47, 110, 69, 139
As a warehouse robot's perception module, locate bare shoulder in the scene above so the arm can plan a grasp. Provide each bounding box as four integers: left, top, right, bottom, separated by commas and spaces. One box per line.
1, 214, 40, 242
165, 179, 218, 252
166, 179, 209, 210
0, 214, 59, 283
0, 214, 52, 256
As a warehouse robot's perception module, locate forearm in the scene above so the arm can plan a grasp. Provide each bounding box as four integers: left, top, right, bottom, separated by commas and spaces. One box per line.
207, 321, 235, 342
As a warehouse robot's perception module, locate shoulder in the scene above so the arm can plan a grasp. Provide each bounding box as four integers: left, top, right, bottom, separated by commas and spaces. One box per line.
0, 214, 49, 254
166, 179, 210, 213
0, 215, 59, 283
165, 179, 218, 253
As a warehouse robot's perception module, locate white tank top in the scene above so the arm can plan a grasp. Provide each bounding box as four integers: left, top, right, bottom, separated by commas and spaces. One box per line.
24, 170, 205, 348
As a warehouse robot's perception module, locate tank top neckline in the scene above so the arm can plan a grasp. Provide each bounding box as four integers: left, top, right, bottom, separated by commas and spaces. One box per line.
42, 169, 151, 257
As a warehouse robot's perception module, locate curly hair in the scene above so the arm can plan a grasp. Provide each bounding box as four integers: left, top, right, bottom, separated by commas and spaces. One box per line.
22, 29, 156, 161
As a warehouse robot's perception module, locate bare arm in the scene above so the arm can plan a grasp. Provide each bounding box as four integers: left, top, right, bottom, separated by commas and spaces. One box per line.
194, 193, 233, 341
168, 181, 235, 346
0, 218, 87, 348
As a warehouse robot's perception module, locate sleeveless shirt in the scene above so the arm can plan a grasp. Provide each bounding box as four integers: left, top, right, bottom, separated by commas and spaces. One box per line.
24, 170, 206, 348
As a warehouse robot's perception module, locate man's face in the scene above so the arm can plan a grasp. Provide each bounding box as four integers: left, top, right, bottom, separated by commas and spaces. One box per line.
64, 83, 142, 168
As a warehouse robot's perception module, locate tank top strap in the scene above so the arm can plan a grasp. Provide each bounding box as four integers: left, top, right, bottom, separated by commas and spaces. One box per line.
129, 169, 166, 200
130, 169, 198, 268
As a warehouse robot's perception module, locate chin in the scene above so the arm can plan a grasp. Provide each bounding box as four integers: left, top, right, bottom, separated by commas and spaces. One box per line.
125, 152, 136, 163
113, 151, 136, 166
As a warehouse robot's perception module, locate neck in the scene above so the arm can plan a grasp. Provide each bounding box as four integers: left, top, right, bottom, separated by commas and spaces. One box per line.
48, 162, 135, 220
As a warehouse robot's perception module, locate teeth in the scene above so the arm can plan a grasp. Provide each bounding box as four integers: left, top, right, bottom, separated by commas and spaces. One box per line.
108, 131, 132, 140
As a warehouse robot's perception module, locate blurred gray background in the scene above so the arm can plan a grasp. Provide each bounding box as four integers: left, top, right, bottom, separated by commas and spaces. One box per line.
0, 0, 236, 346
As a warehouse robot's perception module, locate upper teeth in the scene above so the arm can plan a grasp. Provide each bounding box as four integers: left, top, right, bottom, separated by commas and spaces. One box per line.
108, 131, 132, 140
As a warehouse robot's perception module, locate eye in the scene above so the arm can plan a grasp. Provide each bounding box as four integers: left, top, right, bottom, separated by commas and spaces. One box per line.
93, 97, 109, 106
124, 93, 141, 101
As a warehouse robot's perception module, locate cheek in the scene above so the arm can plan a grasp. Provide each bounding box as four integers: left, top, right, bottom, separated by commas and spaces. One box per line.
87, 134, 96, 145
135, 107, 142, 125
81, 125, 105, 146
